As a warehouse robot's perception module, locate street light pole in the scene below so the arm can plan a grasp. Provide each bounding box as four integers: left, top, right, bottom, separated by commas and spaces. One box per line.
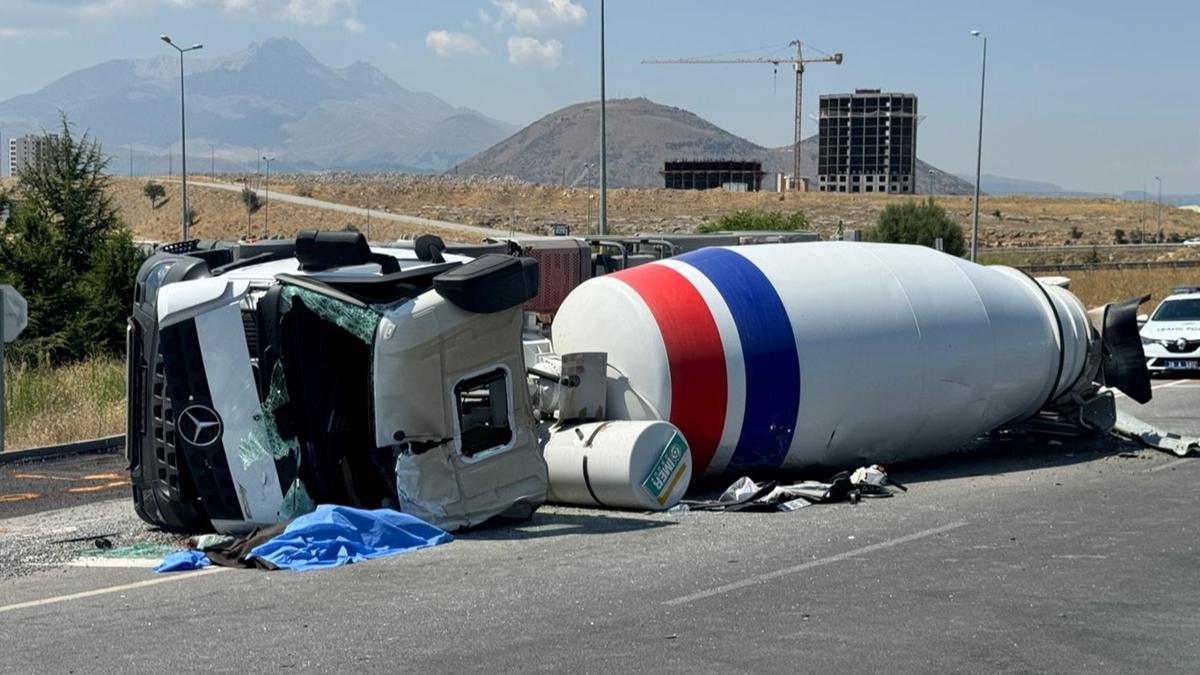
161, 35, 203, 240
261, 155, 275, 233
1155, 176, 1162, 242
969, 30, 987, 262
598, 0, 608, 236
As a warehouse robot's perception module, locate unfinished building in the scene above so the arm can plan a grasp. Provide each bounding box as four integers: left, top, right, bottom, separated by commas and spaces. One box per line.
818, 90, 917, 194
662, 160, 765, 192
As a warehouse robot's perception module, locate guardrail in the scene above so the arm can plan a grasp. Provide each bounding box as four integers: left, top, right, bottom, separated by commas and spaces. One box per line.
986, 243, 1198, 254
0, 434, 124, 465
1019, 259, 1200, 273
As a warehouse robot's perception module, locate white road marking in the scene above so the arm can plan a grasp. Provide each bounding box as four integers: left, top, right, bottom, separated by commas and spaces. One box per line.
662, 521, 969, 607
1147, 458, 1194, 473
66, 558, 162, 568
0, 567, 225, 614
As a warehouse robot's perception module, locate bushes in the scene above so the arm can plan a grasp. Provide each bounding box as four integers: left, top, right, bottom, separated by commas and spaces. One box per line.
867, 198, 965, 256
700, 209, 809, 233
0, 117, 145, 365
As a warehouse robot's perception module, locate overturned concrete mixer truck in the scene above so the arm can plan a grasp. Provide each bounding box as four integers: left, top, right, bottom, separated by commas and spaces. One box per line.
127, 229, 1153, 534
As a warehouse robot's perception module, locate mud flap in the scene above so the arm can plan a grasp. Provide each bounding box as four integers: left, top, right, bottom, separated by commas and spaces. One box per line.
1102, 295, 1152, 404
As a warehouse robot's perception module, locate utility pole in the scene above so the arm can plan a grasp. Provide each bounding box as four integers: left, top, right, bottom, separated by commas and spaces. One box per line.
969, 30, 988, 262
598, 0, 608, 236
161, 35, 203, 240
210, 144, 215, 179
1155, 176, 1162, 242
1141, 182, 1147, 244
261, 155, 275, 233
129, 145, 133, 178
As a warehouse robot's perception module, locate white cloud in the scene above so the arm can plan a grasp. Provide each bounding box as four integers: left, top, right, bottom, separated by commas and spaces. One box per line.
425, 30, 488, 58
492, 0, 585, 33
506, 36, 561, 69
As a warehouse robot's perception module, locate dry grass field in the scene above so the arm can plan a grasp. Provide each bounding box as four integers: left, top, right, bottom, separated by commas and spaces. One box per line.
103, 178, 466, 243
4, 357, 125, 450
262, 174, 1200, 247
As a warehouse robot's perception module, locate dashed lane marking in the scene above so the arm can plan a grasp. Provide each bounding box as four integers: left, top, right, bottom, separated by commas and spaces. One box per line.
663, 521, 969, 607
0, 567, 226, 614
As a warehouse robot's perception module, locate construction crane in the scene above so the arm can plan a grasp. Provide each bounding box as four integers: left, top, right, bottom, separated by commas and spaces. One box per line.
643, 40, 843, 189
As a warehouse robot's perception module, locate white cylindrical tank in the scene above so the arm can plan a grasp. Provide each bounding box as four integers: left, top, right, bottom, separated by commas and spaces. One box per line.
543, 420, 692, 510
552, 242, 1098, 476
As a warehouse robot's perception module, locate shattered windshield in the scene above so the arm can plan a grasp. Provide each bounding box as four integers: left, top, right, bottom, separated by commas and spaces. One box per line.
1151, 299, 1200, 322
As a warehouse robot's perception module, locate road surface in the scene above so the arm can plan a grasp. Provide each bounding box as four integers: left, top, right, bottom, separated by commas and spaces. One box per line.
1, 378, 1198, 673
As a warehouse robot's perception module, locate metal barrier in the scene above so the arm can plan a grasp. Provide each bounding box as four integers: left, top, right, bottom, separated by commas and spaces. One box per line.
0, 434, 124, 465
1018, 259, 1200, 273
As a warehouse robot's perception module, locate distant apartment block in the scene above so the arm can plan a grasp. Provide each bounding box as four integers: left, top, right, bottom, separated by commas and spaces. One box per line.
662, 160, 765, 192
8, 134, 58, 177
818, 90, 917, 194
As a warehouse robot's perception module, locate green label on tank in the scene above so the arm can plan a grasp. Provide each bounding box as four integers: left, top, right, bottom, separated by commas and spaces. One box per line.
642, 432, 689, 505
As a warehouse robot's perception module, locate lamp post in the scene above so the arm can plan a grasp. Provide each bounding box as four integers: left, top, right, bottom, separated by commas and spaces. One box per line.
598, 0, 608, 236
160, 35, 203, 240
261, 155, 275, 233
969, 30, 987, 261
1154, 176, 1162, 242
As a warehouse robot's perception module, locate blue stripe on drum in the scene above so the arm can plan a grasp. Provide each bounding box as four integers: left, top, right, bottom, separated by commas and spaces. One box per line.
677, 248, 801, 469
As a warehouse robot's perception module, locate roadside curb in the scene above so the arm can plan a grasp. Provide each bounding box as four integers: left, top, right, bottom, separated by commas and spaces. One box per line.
0, 435, 124, 465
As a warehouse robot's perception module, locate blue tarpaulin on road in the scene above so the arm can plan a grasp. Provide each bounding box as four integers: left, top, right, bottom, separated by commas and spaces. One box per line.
247, 505, 453, 571
154, 549, 211, 573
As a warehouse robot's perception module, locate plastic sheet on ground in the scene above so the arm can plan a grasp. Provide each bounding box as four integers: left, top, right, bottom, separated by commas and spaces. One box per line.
246, 504, 453, 571
684, 465, 904, 512
154, 549, 211, 573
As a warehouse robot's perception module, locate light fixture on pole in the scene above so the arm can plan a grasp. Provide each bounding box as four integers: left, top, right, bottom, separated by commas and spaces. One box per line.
161, 35, 203, 241
969, 30, 987, 261
261, 155, 275, 233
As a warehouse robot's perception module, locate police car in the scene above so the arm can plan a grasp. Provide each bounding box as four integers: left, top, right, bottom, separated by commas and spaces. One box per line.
1141, 285, 1200, 374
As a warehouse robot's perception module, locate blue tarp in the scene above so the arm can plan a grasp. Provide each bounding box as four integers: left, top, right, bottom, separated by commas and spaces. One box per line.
248, 505, 453, 571
154, 549, 211, 573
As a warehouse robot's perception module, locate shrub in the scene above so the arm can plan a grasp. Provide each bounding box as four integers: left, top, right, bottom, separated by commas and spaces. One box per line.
1114, 228, 1127, 244
241, 185, 261, 214
699, 209, 809, 233
143, 181, 166, 208
867, 198, 965, 256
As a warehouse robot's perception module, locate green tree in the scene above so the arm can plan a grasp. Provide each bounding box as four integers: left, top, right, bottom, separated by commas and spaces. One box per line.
143, 181, 166, 209
0, 116, 145, 363
700, 209, 810, 233
868, 198, 965, 256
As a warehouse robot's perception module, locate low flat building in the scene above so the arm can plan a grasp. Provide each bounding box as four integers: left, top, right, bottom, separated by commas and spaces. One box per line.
662, 160, 765, 192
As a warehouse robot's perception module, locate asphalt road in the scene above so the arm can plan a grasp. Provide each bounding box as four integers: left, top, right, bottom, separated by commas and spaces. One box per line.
177, 179, 511, 239
1, 378, 1198, 673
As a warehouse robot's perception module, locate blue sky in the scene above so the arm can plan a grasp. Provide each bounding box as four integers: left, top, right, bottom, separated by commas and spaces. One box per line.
1, 0, 1197, 194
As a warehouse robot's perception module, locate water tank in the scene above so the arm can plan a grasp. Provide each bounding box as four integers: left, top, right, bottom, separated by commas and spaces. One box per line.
552, 242, 1097, 475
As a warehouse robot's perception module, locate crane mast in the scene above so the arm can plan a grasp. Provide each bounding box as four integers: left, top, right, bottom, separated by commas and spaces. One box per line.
643, 40, 842, 190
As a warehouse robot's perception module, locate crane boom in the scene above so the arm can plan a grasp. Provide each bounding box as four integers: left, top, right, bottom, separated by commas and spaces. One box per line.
643, 40, 843, 189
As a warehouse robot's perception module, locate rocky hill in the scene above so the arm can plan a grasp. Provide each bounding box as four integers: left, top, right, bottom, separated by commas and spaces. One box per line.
455, 97, 974, 194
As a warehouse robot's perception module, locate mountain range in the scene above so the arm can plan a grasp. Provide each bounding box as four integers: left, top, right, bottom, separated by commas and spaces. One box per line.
0, 37, 517, 174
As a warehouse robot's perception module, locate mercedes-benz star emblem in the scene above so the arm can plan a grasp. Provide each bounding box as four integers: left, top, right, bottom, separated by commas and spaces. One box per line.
177, 404, 223, 447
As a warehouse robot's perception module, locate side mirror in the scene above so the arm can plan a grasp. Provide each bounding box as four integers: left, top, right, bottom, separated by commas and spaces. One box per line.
1137, 313, 1149, 326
